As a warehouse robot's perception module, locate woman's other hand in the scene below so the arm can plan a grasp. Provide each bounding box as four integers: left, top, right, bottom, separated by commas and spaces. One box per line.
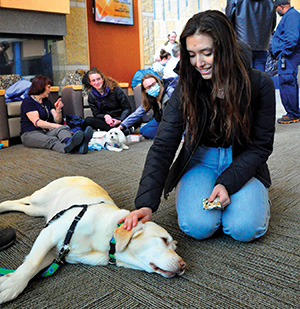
104, 114, 114, 126
112, 119, 121, 126
119, 207, 153, 230
209, 184, 230, 207
54, 98, 63, 112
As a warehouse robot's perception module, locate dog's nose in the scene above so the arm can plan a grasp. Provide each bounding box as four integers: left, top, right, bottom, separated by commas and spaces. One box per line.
179, 259, 187, 270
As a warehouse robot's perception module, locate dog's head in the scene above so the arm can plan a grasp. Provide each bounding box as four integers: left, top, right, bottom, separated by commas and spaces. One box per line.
114, 221, 186, 278
106, 128, 127, 147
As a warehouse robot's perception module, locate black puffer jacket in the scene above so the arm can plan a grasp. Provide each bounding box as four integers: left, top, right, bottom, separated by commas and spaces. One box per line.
88, 86, 131, 120
225, 0, 276, 51
134, 69, 275, 212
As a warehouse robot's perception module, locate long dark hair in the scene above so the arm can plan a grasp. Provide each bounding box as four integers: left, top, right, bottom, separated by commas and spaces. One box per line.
179, 10, 251, 144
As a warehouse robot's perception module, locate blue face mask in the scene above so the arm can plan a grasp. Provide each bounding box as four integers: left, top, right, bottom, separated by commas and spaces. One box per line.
147, 83, 160, 97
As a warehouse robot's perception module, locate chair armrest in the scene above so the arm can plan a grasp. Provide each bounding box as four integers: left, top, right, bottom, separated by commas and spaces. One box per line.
119, 83, 129, 96
0, 89, 10, 140
61, 85, 84, 118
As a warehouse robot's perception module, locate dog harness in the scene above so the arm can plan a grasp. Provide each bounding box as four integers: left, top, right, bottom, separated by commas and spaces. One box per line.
0, 202, 123, 278
0, 203, 94, 278
108, 222, 124, 264
39, 204, 90, 277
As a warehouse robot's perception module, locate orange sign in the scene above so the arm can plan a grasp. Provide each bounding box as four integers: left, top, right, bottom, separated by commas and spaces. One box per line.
94, 0, 133, 25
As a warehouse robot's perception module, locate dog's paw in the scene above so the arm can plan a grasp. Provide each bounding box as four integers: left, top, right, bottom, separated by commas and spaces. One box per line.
108, 146, 122, 152
114, 148, 123, 152
0, 274, 28, 304
121, 144, 129, 150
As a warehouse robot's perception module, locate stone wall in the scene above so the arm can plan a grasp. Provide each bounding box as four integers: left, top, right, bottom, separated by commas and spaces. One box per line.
63, 0, 89, 78
63, 0, 300, 71
142, 0, 226, 67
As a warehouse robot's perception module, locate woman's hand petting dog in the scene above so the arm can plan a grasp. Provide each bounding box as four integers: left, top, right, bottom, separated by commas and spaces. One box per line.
119, 207, 153, 230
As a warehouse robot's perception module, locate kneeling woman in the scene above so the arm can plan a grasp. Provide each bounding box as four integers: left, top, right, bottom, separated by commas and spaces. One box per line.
122, 11, 275, 242
119, 74, 169, 139
21, 75, 93, 154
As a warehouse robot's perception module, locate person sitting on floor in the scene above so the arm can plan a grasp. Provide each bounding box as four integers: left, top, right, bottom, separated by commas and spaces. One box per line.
163, 44, 181, 80
118, 74, 169, 139
20, 75, 93, 154
151, 49, 171, 77
82, 69, 131, 131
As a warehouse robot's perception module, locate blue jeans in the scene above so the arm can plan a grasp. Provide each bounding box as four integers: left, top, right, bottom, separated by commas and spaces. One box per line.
140, 118, 160, 139
252, 51, 268, 72
176, 146, 270, 242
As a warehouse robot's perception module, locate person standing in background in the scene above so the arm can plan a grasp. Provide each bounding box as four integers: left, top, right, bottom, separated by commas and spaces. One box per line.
226, 0, 276, 72
272, 0, 300, 124
154, 31, 178, 61
0, 41, 13, 74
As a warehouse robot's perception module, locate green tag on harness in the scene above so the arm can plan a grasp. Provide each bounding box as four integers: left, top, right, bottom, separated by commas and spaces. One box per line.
40, 262, 61, 278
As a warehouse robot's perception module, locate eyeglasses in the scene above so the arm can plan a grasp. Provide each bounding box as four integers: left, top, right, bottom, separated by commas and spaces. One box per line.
90, 77, 102, 83
144, 82, 157, 92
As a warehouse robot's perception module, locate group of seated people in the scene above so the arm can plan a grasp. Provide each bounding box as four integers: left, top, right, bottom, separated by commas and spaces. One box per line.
19, 62, 179, 154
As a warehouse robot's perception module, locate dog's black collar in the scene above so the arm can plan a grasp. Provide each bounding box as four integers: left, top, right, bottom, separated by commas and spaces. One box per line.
109, 222, 124, 264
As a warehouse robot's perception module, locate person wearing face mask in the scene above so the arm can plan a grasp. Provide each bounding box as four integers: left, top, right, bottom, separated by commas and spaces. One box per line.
120, 11, 275, 243
118, 74, 169, 139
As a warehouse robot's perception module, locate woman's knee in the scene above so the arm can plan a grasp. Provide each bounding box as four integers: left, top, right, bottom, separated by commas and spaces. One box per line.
178, 215, 221, 240
140, 126, 157, 139
83, 117, 93, 128
223, 217, 269, 242
222, 178, 270, 242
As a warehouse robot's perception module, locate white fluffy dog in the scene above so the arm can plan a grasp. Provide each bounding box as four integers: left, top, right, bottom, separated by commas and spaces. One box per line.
105, 128, 129, 152
0, 176, 186, 304
91, 128, 129, 152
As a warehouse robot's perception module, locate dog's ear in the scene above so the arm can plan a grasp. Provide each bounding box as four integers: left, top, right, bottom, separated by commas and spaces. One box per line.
114, 224, 144, 252
117, 129, 126, 144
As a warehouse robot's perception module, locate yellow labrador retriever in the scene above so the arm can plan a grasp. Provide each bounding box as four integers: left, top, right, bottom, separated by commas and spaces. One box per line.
0, 176, 186, 304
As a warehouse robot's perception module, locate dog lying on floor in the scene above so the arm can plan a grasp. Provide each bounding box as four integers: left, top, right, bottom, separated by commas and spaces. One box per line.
91, 128, 129, 152
0, 176, 186, 304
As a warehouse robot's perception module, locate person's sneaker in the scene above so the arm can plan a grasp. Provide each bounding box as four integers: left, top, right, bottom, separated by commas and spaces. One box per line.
0, 227, 16, 251
79, 126, 94, 154
123, 126, 135, 136
64, 131, 84, 153
277, 115, 300, 124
